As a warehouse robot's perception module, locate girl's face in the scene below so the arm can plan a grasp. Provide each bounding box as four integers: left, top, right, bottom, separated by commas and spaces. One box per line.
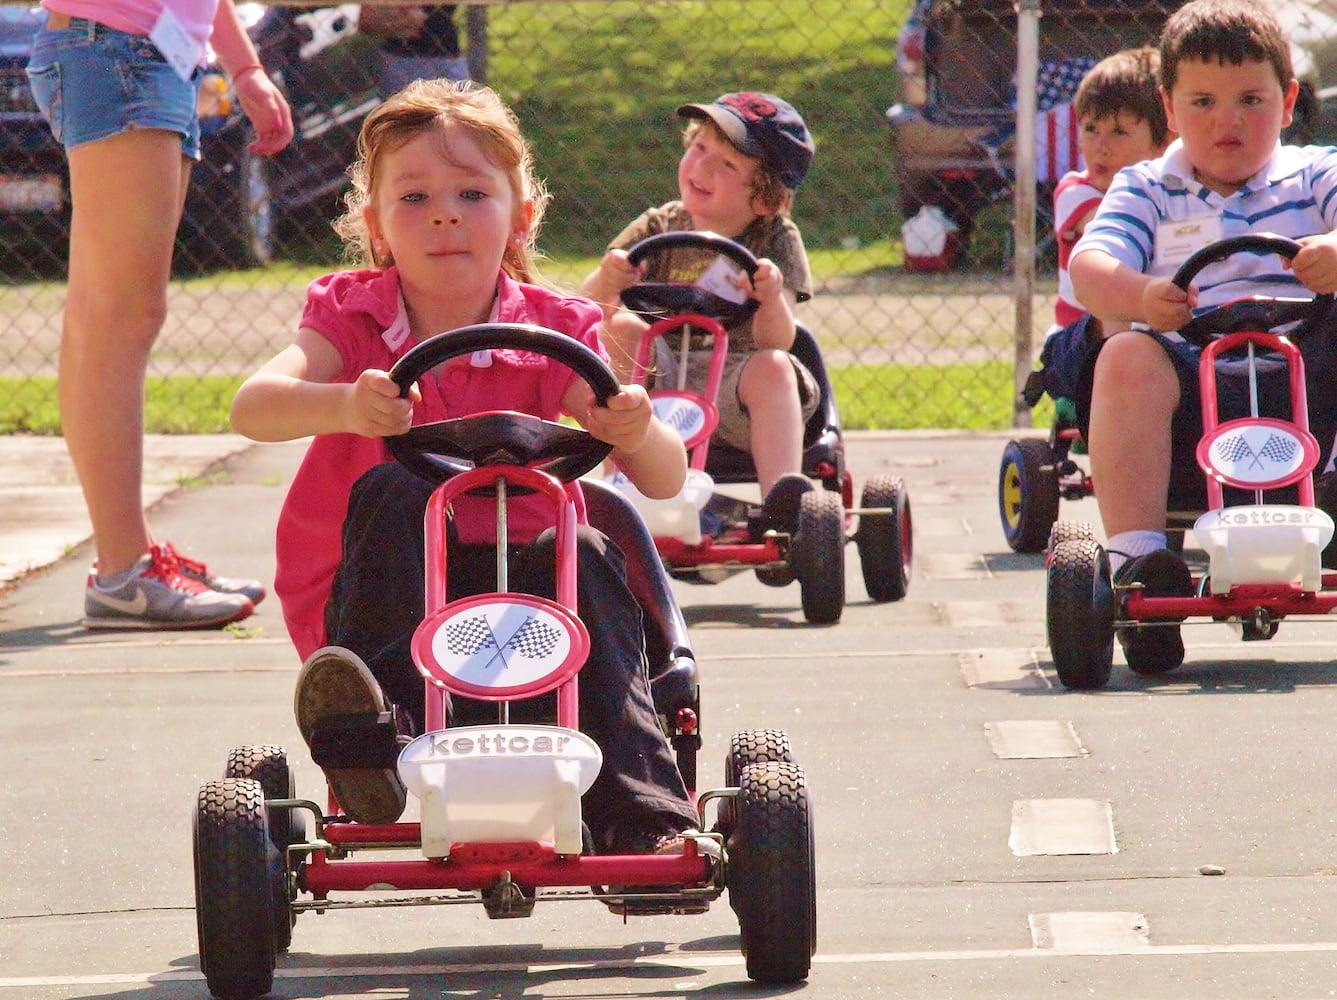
1078, 111, 1164, 193
677, 126, 764, 235
1164, 56, 1297, 196
365, 122, 530, 301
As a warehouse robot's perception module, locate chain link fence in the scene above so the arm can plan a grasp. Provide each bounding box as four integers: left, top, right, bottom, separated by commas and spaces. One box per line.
5, 0, 1328, 432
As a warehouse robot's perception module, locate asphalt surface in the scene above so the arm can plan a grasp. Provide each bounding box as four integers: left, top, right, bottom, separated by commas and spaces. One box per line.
10, 430, 1337, 1000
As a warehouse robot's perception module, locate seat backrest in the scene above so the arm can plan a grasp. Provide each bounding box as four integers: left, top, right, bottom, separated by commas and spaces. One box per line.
580, 478, 693, 680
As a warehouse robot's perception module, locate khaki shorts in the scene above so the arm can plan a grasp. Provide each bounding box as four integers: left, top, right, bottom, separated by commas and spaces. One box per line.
652, 342, 820, 452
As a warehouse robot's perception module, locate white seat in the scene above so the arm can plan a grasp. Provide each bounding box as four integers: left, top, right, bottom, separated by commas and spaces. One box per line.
605, 468, 712, 544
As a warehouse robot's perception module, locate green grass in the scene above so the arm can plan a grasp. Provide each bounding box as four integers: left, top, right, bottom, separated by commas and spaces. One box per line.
0, 376, 244, 435
1, 363, 1052, 436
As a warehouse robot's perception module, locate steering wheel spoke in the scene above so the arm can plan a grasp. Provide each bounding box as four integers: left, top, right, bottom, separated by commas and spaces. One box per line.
621, 231, 761, 326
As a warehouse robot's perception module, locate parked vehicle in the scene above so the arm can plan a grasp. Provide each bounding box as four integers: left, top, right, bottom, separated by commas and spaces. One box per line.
884, 0, 1334, 262
0, 3, 381, 276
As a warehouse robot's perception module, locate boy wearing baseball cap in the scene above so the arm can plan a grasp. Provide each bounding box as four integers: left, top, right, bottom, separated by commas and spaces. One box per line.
583, 92, 819, 536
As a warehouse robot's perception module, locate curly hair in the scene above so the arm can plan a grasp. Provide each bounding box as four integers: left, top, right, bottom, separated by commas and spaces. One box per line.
334, 79, 551, 283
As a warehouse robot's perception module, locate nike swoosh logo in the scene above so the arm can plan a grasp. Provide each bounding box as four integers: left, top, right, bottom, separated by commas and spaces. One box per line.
88, 587, 149, 615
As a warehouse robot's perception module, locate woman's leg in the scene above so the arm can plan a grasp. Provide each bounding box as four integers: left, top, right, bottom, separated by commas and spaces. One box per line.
63, 129, 189, 575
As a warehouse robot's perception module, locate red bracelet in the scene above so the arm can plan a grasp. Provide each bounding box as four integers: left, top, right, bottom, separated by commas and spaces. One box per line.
231, 63, 266, 80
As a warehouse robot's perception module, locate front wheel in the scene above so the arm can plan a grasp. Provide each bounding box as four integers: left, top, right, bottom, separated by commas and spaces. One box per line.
728, 761, 816, 984
855, 474, 911, 602
225, 745, 300, 952
194, 778, 277, 1000
791, 490, 845, 624
1046, 538, 1115, 690
718, 729, 795, 839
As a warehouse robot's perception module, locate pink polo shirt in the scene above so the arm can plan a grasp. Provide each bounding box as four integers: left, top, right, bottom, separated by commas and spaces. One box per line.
273, 267, 607, 660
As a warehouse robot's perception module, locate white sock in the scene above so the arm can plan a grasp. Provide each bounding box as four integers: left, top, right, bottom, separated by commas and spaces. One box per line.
1106, 530, 1166, 576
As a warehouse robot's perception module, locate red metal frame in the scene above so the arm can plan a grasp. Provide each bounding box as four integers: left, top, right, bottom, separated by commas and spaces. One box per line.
1123, 330, 1334, 622
302, 461, 711, 901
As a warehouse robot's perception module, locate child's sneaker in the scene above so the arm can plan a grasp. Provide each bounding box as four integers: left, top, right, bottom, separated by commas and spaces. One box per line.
1113, 548, 1193, 674
83, 547, 254, 630
295, 646, 407, 825
751, 473, 814, 540
158, 542, 267, 605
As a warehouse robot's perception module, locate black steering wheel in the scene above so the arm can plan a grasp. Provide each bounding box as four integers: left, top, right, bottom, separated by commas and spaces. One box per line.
1171, 234, 1333, 345
385, 323, 618, 486
620, 231, 760, 326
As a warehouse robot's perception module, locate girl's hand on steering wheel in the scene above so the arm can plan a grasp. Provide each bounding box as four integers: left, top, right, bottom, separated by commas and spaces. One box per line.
349, 369, 419, 438
582, 383, 653, 454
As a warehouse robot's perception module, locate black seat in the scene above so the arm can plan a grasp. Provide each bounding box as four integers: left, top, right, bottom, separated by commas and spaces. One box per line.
702, 324, 845, 492
581, 478, 701, 788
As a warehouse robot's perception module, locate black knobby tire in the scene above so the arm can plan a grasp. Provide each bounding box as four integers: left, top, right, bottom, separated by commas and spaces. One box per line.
194, 778, 277, 1000
1046, 538, 1116, 690
791, 490, 845, 624
718, 728, 795, 839
1047, 519, 1095, 556
855, 474, 912, 602
999, 437, 1061, 553
727, 761, 816, 984
225, 745, 300, 953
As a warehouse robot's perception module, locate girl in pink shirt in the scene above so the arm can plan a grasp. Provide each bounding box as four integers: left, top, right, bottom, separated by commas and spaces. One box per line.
231, 80, 698, 851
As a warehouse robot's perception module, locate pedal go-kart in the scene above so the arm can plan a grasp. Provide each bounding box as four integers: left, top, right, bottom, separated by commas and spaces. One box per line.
1046, 234, 1337, 690
606, 230, 912, 624
191, 325, 817, 999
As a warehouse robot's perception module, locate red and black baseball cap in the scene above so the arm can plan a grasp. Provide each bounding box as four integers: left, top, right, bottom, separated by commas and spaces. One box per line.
677, 92, 814, 190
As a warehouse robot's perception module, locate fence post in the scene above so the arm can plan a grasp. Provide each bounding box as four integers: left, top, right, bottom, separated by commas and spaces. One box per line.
1012, 0, 1041, 429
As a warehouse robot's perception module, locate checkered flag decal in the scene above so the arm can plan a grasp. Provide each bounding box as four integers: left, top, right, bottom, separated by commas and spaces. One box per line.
1215, 433, 1256, 465
1214, 431, 1298, 471
1258, 434, 1298, 465
445, 615, 498, 657
503, 616, 564, 659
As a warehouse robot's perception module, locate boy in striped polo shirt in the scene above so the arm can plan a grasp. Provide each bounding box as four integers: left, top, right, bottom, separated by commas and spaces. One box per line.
1068, 0, 1337, 673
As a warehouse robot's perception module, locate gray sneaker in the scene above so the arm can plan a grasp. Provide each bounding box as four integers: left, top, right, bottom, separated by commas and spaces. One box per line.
159, 542, 267, 605
83, 547, 254, 630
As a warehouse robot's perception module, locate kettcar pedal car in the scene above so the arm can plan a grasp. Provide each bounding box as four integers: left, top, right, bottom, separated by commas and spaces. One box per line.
191, 324, 817, 999
605, 230, 912, 624
1046, 235, 1337, 690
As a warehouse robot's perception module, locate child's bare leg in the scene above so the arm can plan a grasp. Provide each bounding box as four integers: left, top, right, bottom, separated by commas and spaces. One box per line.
738, 351, 804, 496
600, 311, 651, 385
1086, 331, 1180, 539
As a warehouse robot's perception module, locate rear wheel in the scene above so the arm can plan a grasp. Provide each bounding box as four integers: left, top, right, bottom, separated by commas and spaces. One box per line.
791, 490, 845, 624
856, 474, 911, 602
728, 761, 816, 984
1046, 538, 1115, 690
999, 437, 1060, 553
194, 778, 277, 1000
225, 745, 300, 952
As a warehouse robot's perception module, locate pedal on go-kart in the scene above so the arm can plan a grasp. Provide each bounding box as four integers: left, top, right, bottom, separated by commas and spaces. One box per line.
603, 230, 912, 625
191, 324, 817, 999
1046, 235, 1337, 690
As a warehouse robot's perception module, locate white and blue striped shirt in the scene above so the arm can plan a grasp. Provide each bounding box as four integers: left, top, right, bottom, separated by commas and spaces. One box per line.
1072, 139, 1337, 311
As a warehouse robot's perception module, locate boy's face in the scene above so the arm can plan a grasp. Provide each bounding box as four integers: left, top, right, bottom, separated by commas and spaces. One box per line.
1078, 112, 1165, 193
1163, 55, 1298, 196
677, 126, 766, 236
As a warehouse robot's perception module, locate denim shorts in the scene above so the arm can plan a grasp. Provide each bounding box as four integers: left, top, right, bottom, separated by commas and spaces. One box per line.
25, 16, 203, 159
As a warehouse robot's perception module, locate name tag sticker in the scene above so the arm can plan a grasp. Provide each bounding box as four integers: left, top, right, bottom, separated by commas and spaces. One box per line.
150, 8, 204, 82
1155, 215, 1223, 269
697, 256, 749, 304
